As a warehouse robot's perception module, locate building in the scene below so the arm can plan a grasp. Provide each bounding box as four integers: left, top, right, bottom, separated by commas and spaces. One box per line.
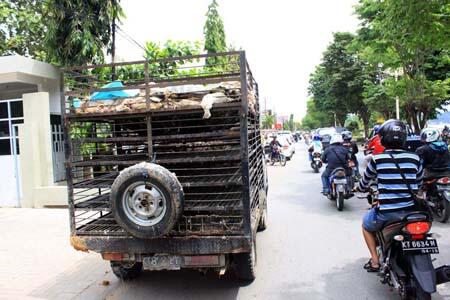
0, 55, 67, 207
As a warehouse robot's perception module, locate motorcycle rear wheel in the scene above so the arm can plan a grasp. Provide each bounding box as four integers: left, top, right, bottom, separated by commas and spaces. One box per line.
337, 191, 344, 211
407, 278, 431, 300
435, 195, 450, 223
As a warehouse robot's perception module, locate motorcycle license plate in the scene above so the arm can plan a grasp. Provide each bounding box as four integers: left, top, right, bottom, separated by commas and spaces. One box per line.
314, 158, 321, 161
334, 178, 347, 184
401, 239, 439, 254
143, 255, 182, 270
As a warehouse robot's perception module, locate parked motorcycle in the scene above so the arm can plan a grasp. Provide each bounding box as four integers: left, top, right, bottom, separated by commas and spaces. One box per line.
311, 152, 322, 173
423, 176, 450, 223
269, 146, 286, 166
327, 167, 354, 211
365, 186, 450, 300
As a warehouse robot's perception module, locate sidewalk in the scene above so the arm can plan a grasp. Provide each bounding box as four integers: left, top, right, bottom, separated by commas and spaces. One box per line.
0, 208, 114, 300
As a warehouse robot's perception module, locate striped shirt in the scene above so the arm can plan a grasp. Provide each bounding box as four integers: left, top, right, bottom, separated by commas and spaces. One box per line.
359, 150, 423, 211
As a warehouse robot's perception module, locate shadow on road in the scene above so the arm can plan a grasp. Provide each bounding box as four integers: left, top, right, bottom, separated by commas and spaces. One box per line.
29, 256, 242, 300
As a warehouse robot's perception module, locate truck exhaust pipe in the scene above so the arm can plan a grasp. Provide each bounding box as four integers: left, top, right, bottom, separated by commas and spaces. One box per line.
436, 265, 450, 285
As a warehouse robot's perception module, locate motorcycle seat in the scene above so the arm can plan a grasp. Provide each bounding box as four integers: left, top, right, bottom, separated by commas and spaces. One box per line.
380, 211, 429, 228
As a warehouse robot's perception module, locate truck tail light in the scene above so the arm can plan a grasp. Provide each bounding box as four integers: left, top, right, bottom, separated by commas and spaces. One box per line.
102, 253, 125, 261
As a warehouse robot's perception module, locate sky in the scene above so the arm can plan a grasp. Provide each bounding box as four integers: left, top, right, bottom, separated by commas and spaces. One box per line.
115, 0, 360, 121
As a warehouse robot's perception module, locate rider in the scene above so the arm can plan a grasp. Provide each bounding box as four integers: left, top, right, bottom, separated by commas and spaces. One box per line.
342, 131, 360, 177
321, 133, 350, 194
416, 128, 450, 178
357, 119, 423, 272
308, 134, 323, 161
442, 125, 450, 144
269, 135, 282, 159
366, 125, 385, 155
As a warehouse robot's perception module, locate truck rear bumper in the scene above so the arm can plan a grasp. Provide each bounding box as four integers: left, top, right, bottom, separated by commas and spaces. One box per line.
71, 235, 252, 255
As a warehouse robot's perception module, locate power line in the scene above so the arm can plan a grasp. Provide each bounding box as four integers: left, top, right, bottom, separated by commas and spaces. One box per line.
116, 25, 147, 53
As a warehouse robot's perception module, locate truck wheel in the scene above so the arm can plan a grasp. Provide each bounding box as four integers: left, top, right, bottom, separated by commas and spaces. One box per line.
110, 162, 184, 238
234, 238, 257, 282
111, 261, 143, 280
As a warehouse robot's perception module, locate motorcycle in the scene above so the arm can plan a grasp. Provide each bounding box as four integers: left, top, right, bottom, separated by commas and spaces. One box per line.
311, 152, 322, 173
269, 146, 286, 166
366, 186, 450, 300
422, 176, 450, 223
327, 167, 354, 211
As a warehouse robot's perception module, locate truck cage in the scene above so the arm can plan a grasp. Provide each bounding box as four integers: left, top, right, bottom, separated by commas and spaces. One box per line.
61, 51, 266, 254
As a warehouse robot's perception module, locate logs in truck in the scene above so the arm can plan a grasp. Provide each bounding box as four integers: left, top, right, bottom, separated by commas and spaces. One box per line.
61, 51, 268, 281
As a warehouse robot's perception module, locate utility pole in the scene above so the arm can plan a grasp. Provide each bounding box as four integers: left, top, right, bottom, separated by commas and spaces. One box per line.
111, 0, 117, 81
394, 70, 400, 120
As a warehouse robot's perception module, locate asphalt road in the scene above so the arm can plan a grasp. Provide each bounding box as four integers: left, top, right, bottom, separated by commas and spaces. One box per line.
70, 142, 449, 300
9, 143, 448, 300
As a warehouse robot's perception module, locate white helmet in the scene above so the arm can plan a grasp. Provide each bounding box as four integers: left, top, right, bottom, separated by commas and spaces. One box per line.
421, 128, 440, 143
330, 133, 343, 145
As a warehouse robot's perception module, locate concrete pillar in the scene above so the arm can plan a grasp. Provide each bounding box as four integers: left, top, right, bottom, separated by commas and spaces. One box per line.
19, 92, 55, 207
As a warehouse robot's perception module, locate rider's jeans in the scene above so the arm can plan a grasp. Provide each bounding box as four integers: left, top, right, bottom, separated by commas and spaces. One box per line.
362, 207, 414, 232
321, 168, 331, 192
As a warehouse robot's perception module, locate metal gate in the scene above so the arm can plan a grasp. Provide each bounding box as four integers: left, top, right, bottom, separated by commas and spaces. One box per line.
52, 124, 66, 182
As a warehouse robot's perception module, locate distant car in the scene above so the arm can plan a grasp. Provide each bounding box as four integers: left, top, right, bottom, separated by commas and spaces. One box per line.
278, 131, 296, 147
317, 127, 337, 149
277, 135, 295, 160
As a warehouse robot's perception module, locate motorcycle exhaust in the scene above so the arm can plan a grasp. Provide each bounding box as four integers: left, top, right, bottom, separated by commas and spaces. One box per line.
436, 265, 450, 285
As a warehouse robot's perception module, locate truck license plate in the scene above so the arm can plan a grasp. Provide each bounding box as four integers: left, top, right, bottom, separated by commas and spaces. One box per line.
402, 239, 439, 254
143, 255, 182, 270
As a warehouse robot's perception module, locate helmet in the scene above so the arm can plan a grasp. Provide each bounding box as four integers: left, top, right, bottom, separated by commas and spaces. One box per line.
342, 131, 352, 141
378, 119, 407, 149
373, 125, 381, 134
420, 128, 440, 143
330, 133, 343, 145
313, 134, 321, 141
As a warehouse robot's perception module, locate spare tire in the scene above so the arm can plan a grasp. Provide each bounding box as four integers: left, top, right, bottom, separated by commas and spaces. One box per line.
110, 162, 184, 238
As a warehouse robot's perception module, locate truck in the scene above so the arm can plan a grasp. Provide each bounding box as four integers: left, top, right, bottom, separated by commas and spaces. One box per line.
61, 51, 268, 281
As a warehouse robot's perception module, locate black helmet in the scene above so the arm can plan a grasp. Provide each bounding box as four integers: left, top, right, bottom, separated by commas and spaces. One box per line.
342, 131, 352, 141
378, 119, 407, 149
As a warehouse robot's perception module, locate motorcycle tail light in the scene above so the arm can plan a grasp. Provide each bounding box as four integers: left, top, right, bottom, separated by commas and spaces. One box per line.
437, 177, 450, 184
403, 222, 431, 235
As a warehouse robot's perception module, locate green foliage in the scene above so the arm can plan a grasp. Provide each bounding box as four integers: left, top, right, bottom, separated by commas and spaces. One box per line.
344, 114, 362, 132
309, 32, 371, 134
301, 99, 334, 129
354, 0, 450, 132
144, 40, 202, 78
46, 0, 124, 66
262, 114, 275, 129
203, 0, 227, 67
0, 0, 47, 59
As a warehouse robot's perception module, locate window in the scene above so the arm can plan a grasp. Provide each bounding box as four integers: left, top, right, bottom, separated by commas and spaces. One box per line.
0, 99, 24, 156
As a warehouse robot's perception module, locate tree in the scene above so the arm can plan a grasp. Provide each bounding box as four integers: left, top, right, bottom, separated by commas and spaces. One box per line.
0, 0, 47, 59
262, 114, 275, 129
355, 0, 450, 132
144, 40, 201, 78
309, 32, 371, 135
301, 99, 334, 129
203, 0, 227, 67
46, 0, 124, 66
